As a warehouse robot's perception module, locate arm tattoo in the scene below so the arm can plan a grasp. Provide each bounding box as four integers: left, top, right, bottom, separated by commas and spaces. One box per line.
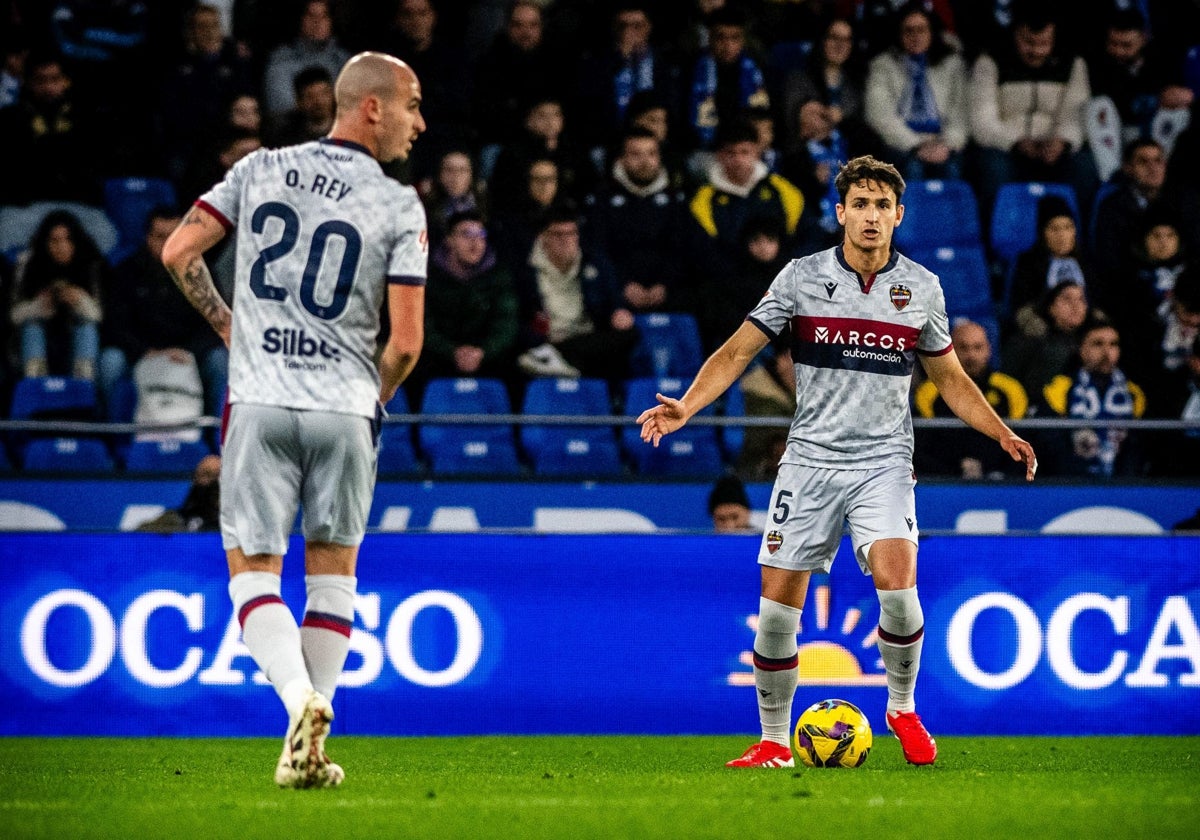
169, 255, 232, 338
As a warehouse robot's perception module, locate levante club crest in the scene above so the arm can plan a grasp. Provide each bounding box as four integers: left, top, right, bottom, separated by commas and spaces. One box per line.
889, 284, 911, 311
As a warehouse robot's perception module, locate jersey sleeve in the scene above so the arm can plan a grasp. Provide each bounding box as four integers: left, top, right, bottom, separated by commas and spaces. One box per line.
746, 261, 799, 338
387, 190, 428, 286
916, 276, 953, 355
195, 150, 258, 230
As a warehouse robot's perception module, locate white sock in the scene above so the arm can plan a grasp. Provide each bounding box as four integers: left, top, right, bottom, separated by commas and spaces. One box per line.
301, 574, 357, 701
876, 587, 924, 714
229, 571, 312, 719
753, 597, 801, 747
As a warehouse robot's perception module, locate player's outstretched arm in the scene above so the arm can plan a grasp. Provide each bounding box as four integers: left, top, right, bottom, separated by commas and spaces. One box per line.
161, 206, 233, 346
638, 320, 769, 447
920, 349, 1038, 481
379, 283, 425, 403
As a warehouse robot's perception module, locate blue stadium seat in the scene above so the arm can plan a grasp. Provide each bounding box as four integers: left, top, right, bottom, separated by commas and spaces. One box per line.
103, 177, 177, 265
0, 202, 119, 264
418, 378, 521, 476
124, 438, 211, 474
989, 182, 1079, 264
629, 313, 705, 378
720, 380, 745, 462
907, 244, 993, 314
9, 377, 98, 457
378, 388, 421, 475
895, 179, 982, 250
520, 377, 623, 477
621, 377, 723, 477
23, 437, 114, 474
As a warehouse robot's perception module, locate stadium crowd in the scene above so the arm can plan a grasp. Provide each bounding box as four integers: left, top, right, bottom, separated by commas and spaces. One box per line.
0, 0, 1198, 479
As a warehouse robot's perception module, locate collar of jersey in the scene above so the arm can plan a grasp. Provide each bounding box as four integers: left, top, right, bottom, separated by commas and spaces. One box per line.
835, 244, 899, 290
320, 137, 373, 157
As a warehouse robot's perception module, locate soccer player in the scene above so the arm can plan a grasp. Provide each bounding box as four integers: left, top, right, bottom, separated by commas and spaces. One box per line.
638, 155, 1037, 767
161, 52, 427, 787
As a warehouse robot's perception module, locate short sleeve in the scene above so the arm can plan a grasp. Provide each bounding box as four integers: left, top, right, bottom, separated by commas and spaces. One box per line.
386, 192, 428, 286
746, 262, 799, 338
196, 150, 258, 229
916, 277, 953, 355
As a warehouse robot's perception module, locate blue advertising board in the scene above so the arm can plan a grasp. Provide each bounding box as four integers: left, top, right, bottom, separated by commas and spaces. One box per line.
4, 533, 1198, 737
1, 478, 1197, 533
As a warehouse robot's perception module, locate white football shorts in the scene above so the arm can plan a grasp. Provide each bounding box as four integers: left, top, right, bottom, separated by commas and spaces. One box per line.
756, 459, 918, 574
220, 403, 379, 556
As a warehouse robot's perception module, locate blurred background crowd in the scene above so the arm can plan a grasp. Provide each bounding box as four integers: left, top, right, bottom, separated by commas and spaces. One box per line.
0, 0, 1198, 481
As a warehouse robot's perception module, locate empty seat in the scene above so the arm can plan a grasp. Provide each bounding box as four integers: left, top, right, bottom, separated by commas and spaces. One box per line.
418, 378, 521, 476
9, 376, 98, 457
621, 377, 724, 477
629, 312, 705, 378
907, 244, 993, 315
520, 377, 623, 476
23, 437, 114, 474
103, 177, 178, 264
124, 438, 211, 474
989, 182, 1079, 264
378, 389, 421, 475
895, 179, 982, 250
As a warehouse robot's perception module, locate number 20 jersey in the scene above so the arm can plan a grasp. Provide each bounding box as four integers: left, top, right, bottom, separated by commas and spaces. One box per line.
747, 245, 953, 469
197, 138, 428, 419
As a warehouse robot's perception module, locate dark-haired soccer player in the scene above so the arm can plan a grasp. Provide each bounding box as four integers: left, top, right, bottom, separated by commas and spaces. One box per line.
638, 155, 1037, 767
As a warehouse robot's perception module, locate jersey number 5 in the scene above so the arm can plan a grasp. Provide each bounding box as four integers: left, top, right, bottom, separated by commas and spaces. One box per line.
249, 201, 362, 320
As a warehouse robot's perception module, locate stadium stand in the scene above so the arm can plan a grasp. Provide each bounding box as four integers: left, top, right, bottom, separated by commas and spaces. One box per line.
22, 437, 114, 474
622, 377, 723, 477
519, 377, 623, 477
418, 378, 521, 476
124, 437, 211, 474
0, 202, 119, 264
906, 243, 993, 314
989, 182, 1080, 265
378, 388, 422, 476
102, 176, 178, 265
629, 313, 705, 379
894, 179, 982, 251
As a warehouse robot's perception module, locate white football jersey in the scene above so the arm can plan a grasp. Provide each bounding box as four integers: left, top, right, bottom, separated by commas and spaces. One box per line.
747, 245, 952, 468
198, 138, 427, 419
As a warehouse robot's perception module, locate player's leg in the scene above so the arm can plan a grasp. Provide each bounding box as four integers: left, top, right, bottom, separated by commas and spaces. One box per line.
848, 463, 936, 764
727, 464, 844, 768
301, 542, 359, 702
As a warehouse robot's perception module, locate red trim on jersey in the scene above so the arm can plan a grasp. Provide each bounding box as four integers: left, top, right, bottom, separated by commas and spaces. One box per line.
220, 398, 232, 446
194, 199, 233, 232
793, 315, 922, 348
917, 343, 954, 357
860, 272, 877, 294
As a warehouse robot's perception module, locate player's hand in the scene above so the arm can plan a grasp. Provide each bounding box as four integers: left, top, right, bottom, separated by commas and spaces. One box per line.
1001, 433, 1038, 481
637, 392, 688, 447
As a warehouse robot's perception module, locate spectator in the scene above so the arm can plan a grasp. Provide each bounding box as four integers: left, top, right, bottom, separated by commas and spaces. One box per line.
1008, 194, 1095, 318
865, 1, 969, 182
698, 215, 788, 353
0, 33, 27, 108
473, 1, 567, 166
515, 205, 637, 382
1039, 316, 1146, 477
412, 211, 519, 393
969, 5, 1097, 229
265, 65, 334, 148
1150, 331, 1200, 477
689, 119, 805, 280
226, 92, 262, 135
158, 3, 255, 184
1086, 7, 1194, 148
261, 0, 350, 118
492, 156, 560, 264
585, 128, 689, 315
1001, 279, 1093, 398
419, 148, 491, 244
98, 207, 228, 417
708, 473, 753, 532
1091, 138, 1169, 292
914, 319, 1029, 478
576, 3, 680, 167
386, 0, 473, 177
833, 0, 959, 60
736, 332, 794, 482
490, 95, 588, 216
624, 90, 688, 187
135, 454, 221, 532
9, 210, 105, 380
1142, 265, 1200, 417
0, 52, 100, 205
179, 126, 262, 217
779, 18, 879, 243
686, 5, 769, 156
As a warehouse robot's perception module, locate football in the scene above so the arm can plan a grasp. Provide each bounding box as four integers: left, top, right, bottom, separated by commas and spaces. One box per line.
793, 698, 873, 768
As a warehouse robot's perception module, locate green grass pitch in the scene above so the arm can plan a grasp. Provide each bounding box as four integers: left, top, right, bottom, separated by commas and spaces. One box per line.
3, 736, 1198, 839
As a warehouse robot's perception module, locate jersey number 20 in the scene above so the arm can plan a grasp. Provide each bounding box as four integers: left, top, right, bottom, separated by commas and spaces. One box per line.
249, 201, 362, 320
